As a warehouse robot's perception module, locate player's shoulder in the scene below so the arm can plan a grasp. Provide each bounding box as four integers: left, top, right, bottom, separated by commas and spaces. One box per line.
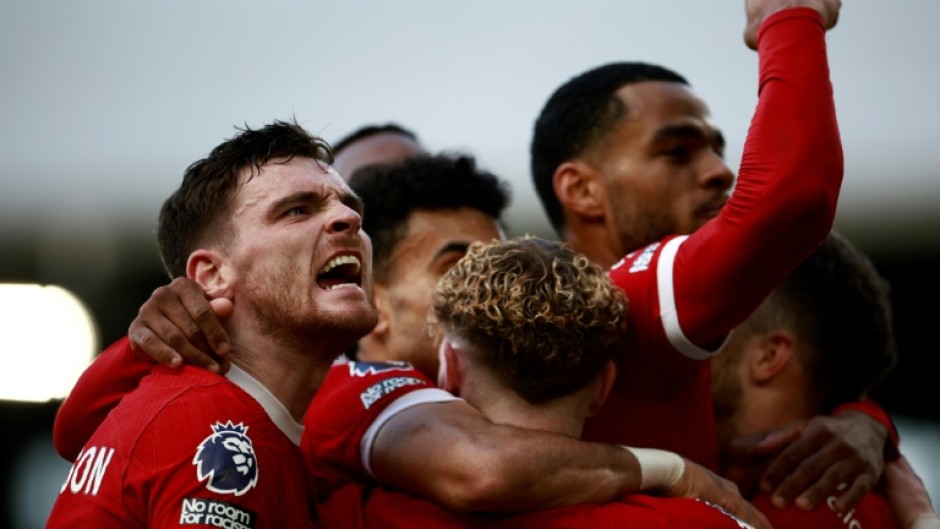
315, 359, 436, 414
324, 359, 430, 386
139, 365, 293, 448
609, 235, 688, 277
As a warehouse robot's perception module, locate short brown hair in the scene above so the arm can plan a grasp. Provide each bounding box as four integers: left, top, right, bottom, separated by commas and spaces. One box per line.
738, 231, 897, 412
157, 119, 333, 278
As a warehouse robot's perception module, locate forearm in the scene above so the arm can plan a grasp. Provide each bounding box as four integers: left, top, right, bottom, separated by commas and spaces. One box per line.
885, 456, 939, 529
370, 401, 642, 513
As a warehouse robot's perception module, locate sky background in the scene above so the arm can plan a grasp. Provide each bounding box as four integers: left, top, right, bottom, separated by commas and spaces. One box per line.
2, 0, 939, 252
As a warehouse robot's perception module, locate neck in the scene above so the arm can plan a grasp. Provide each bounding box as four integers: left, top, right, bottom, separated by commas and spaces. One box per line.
562, 223, 623, 270
460, 373, 588, 438
225, 316, 339, 422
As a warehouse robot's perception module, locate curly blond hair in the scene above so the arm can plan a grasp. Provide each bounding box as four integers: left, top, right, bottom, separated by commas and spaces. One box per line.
431, 235, 628, 403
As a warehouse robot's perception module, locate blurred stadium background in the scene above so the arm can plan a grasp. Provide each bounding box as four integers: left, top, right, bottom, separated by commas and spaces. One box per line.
2, 1, 937, 527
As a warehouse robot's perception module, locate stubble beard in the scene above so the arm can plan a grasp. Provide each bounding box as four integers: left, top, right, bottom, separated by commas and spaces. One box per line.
246, 263, 378, 354
710, 355, 743, 448
614, 201, 677, 255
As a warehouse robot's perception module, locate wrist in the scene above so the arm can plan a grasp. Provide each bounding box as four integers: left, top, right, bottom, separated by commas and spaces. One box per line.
911, 513, 940, 529
621, 446, 685, 490
834, 398, 901, 460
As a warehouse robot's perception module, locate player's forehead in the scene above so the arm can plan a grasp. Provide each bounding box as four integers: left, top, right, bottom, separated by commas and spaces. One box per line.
600, 84, 722, 161
232, 157, 354, 212
389, 207, 502, 273
616, 81, 714, 129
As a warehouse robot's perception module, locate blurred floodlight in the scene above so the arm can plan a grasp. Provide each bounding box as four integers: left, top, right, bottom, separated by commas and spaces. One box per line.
0, 284, 98, 402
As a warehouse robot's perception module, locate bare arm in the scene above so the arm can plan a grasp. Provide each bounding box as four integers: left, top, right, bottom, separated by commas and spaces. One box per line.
679, 2, 844, 348
370, 399, 771, 529
884, 455, 940, 529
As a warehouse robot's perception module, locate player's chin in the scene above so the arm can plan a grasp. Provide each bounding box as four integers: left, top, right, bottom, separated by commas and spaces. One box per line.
694, 210, 721, 229
338, 298, 379, 330
345, 307, 379, 337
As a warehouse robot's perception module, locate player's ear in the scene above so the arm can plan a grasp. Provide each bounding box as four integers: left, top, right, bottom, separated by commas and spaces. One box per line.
749, 330, 795, 384
356, 285, 393, 361
370, 284, 391, 338
588, 360, 618, 416
554, 160, 607, 221
187, 249, 232, 299
437, 339, 463, 394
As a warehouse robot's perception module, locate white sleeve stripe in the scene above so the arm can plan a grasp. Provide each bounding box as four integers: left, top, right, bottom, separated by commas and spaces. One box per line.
657, 236, 729, 360
360, 388, 459, 476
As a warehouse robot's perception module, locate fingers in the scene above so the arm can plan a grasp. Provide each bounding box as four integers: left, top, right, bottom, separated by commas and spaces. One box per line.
761, 425, 878, 513
818, 0, 841, 30
736, 499, 773, 529
828, 476, 873, 515
760, 426, 826, 506
128, 278, 231, 373
781, 459, 870, 512
128, 325, 183, 368
713, 477, 772, 529
673, 461, 771, 529
743, 0, 842, 49
748, 422, 804, 457
173, 279, 231, 357
129, 313, 220, 373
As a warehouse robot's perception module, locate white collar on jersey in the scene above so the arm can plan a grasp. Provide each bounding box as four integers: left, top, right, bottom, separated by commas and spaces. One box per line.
225, 364, 304, 446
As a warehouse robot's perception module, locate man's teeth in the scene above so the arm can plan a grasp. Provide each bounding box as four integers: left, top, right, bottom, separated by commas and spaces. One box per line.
320, 255, 361, 275
319, 255, 362, 289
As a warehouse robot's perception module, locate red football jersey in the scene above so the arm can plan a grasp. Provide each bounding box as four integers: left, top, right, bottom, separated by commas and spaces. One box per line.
303, 359, 457, 499
583, 8, 843, 471
46, 365, 314, 529
752, 490, 897, 529
318, 483, 757, 529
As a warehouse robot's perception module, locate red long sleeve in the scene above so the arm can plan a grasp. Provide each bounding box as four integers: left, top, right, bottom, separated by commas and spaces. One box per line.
52, 336, 154, 462
676, 8, 843, 346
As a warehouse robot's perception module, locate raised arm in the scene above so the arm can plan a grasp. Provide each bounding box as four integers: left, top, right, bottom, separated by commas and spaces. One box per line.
670, 0, 890, 516
676, 3, 844, 348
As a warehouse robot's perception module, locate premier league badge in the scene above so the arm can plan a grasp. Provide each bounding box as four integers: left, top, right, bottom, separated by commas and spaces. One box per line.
193, 421, 259, 496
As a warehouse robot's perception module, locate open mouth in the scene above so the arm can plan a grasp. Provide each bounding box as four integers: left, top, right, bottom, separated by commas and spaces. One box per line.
316, 255, 362, 290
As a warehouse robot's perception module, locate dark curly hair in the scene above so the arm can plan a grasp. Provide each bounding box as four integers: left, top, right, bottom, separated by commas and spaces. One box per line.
348, 153, 511, 283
